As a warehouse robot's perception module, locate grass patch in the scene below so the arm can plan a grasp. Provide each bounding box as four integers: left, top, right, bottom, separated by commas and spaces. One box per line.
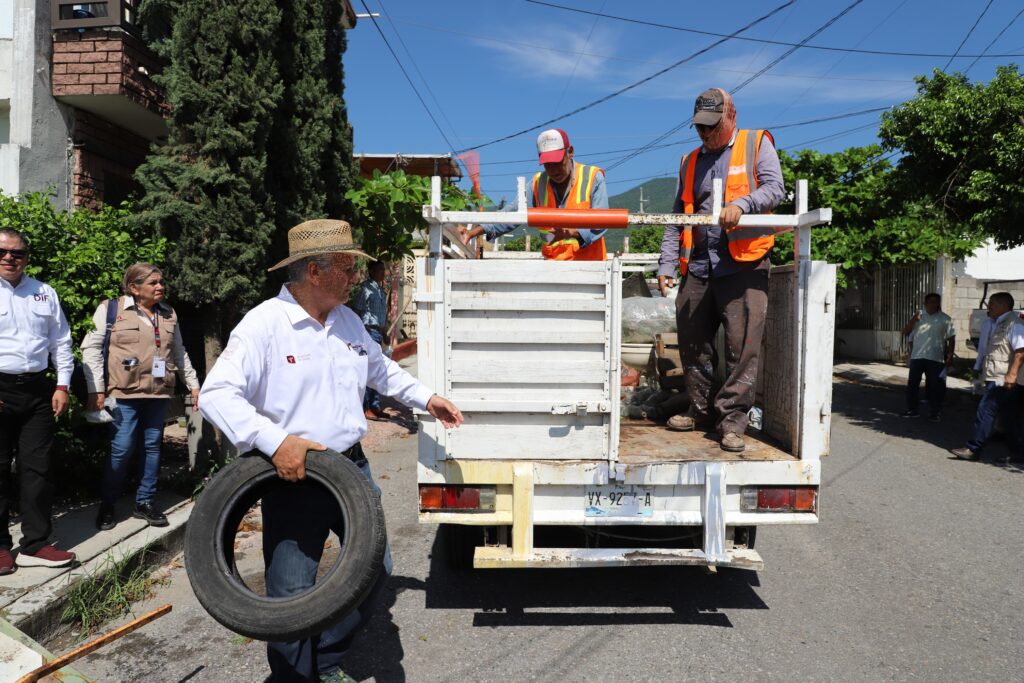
61, 546, 168, 635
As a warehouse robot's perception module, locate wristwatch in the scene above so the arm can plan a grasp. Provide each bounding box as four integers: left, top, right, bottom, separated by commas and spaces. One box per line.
55, 385, 69, 393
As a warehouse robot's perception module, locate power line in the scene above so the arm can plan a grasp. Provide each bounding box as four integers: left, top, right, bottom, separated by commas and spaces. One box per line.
943, 0, 996, 71
376, 0, 464, 150
607, 0, 869, 172
549, 0, 607, 117
456, 1, 796, 153
358, 0, 458, 154
525, 0, 1024, 59
964, 6, 1024, 74
477, 105, 892, 170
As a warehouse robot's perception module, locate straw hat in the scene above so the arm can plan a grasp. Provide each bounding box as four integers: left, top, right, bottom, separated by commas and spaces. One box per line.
268, 219, 375, 271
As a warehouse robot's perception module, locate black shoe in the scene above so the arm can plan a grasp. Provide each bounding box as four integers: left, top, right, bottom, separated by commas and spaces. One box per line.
132, 502, 169, 527
928, 413, 942, 423
96, 504, 115, 531
900, 410, 919, 418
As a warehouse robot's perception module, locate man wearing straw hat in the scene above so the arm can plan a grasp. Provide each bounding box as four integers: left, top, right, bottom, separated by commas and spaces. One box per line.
200, 219, 463, 682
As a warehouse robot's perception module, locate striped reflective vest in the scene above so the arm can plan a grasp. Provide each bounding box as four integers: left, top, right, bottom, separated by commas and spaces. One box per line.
532, 162, 607, 261
677, 129, 776, 276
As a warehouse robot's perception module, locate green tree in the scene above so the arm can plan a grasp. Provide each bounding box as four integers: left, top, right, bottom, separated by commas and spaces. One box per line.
0, 193, 166, 343
628, 225, 665, 253
345, 171, 488, 261
879, 65, 1024, 248
134, 0, 282, 368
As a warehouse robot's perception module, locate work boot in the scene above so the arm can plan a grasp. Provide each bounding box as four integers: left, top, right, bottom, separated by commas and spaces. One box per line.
133, 502, 169, 527
667, 414, 696, 431
96, 503, 115, 531
720, 433, 746, 453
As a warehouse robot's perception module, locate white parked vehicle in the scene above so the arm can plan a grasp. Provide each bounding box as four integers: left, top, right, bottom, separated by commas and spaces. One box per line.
415, 177, 835, 570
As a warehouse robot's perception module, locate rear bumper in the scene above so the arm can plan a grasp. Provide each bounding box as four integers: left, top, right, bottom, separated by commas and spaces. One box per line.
474, 546, 763, 570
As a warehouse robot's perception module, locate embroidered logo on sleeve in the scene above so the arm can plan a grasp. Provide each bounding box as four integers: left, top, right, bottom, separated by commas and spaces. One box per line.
286, 355, 296, 364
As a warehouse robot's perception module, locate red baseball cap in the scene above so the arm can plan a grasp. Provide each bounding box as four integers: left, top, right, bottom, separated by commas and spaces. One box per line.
536, 128, 570, 164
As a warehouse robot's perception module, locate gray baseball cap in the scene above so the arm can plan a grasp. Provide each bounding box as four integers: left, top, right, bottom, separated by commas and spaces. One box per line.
693, 88, 726, 126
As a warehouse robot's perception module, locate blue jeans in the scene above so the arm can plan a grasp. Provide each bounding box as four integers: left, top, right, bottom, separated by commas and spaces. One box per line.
906, 358, 946, 416
102, 398, 169, 506
966, 382, 1018, 454
363, 327, 384, 412
262, 457, 392, 681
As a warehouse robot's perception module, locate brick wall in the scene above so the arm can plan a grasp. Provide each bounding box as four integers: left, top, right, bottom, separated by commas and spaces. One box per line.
71, 110, 148, 210
52, 29, 167, 118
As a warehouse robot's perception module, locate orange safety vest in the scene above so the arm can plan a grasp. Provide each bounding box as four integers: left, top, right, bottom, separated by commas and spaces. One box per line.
532, 162, 608, 261
677, 129, 777, 277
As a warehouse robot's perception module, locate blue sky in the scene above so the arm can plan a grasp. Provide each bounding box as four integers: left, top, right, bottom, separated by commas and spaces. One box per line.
346, 0, 1024, 202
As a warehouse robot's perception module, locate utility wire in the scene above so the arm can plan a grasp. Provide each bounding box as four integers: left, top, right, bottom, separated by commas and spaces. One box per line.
549, 0, 607, 117
943, 0, 996, 71
607, 0, 868, 172
456, 0, 796, 153
376, 0, 465, 150
964, 6, 1024, 74
525, 0, 1024, 59
358, 0, 458, 155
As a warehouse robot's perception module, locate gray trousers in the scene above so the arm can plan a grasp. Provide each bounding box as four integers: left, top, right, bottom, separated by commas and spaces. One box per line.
675, 269, 768, 435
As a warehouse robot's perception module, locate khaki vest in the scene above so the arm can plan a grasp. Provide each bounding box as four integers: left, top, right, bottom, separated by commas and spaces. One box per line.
106, 297, 179, 398
981, 315, 1016, 383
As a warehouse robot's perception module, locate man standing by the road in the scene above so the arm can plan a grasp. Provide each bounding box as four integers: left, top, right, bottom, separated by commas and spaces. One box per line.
199, 220, 463, 682
952, 292, 1024, 461
352, 260, 389, 421
0, 228, 76, 574
656, 87, 785, 453
901, 293, 955, 422
459, 128, 609, 260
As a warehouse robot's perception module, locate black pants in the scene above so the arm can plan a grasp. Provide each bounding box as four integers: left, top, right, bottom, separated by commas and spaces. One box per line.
675, 269, 769, 435
906, 358, 946, 416
0, 374, 56, 553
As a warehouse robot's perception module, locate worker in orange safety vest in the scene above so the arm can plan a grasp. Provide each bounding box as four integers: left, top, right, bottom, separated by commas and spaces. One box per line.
656, 87, 785, 453
458, 128, 608, 260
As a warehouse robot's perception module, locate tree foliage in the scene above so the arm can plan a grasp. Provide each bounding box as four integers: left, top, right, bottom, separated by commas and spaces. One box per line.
0, 193, 166, 343
628, 225, 665, 254
345, 171, 488, 261
879, 65, 1024, 248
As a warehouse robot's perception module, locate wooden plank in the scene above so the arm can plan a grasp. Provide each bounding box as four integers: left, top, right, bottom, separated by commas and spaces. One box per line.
451, 281, 607, 299
450, 399, 610, 413
759, 268, 798, 453
449, 296, 607, 312
447, 260, 608, 285
451, 360, 607, 384
450, 385, 607, 403
451, 342, 606, 363
616, 421, 796, 464
451, 329, 607, 345
450, 310, 606, 335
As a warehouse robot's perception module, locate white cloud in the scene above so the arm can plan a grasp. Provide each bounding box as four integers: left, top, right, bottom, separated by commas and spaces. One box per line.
474, 25, 618, 80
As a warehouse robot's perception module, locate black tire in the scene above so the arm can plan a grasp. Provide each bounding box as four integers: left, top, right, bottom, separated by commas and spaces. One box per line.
184, 450, 386, 641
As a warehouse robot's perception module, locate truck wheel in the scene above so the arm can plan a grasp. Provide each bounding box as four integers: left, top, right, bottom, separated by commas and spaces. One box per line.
440, 523, 482, 571
184, 450, 386, 641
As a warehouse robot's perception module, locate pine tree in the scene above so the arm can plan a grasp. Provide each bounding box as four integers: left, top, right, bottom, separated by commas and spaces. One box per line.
134, 0, 283, 368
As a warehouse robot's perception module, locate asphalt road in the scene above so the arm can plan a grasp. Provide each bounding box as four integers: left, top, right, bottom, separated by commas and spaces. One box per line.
71, 381, 1023, 682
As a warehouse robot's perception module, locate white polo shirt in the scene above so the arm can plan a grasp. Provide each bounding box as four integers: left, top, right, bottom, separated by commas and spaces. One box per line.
0, 275, 74, 384
199, 285, 434, 456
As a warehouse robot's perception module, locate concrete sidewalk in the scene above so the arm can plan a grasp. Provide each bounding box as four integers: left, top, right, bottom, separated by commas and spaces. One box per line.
833, 359, 975, 396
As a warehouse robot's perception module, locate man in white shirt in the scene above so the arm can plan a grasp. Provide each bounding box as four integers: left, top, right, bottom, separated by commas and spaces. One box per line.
901, 293, 955, 421
952, 292, 1024, 461
0, 228, 76, 574
200, 219, 462, 682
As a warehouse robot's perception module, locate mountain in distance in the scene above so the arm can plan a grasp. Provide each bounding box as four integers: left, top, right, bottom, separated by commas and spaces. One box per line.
603, 176, 677, 252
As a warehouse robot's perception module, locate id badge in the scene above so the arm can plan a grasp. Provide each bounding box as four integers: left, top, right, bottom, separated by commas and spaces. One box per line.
152, 357, 167, 378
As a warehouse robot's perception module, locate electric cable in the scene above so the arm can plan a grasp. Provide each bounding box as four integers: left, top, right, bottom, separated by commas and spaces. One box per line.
456, 1, 796, 153
964, 6, 1024, 74
525, 0, 1024, 59
942, 0, 996, 71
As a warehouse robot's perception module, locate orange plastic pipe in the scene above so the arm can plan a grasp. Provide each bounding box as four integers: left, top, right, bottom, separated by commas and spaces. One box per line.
526, 207, 630, 230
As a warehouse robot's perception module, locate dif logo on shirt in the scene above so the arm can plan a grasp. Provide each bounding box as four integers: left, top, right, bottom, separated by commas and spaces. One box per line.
285, 353, 312, 364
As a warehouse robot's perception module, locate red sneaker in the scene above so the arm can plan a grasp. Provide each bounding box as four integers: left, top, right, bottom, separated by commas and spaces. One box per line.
16, 544, 75, 568
0, 548, 15, 575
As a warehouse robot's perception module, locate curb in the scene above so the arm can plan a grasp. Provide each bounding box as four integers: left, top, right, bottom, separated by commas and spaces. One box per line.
6, 499, 193, 644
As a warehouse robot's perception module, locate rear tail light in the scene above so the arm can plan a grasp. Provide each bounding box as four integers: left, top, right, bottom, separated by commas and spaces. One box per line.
740, 486, 817, 512
419, 485, 496, 512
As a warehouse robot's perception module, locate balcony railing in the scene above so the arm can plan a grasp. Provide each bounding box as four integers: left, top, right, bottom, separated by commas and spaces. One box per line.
51, 1, 140, 35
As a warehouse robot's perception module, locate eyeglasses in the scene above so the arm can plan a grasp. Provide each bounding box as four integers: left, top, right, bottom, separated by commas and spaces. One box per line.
0, 248, 27, 260
694, 123, 716, 133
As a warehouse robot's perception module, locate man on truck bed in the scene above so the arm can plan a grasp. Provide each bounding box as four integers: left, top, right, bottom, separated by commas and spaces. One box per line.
656, 87, 785, 453
458, 128, 609, 260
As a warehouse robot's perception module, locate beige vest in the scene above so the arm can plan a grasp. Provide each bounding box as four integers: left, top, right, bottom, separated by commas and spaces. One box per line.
981, 315, 1016, 383
106, 297, 179, 398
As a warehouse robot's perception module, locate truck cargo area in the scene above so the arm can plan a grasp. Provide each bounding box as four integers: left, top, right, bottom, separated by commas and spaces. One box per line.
619, 419, 797, 464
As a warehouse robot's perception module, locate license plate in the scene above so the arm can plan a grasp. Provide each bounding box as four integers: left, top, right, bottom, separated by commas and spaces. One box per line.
584, 485, 655, 518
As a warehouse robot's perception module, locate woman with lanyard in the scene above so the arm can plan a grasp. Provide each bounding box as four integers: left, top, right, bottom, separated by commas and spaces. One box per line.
82, 263, 200, 530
